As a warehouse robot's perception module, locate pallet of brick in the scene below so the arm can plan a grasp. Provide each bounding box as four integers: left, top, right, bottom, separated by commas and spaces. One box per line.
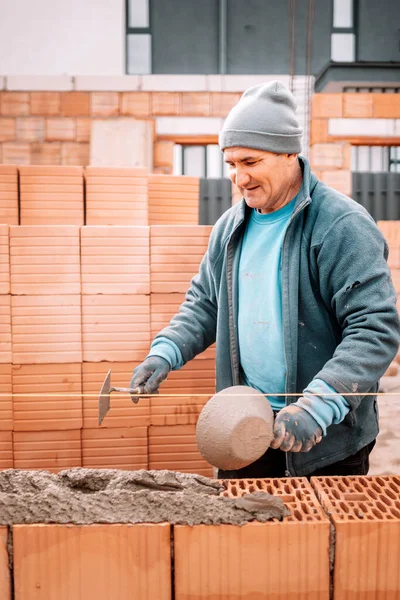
12, 364, 82, 431
148, 175, 199, 225
0, 296, 11, 364
82, 295, 150, 362
151, 293, 215, 360
174, 477, 330, 599
13, 524, 171, 600
82, 362, 150, 429
311, 475, 400, 599
85, 167, 148, 226
19, 166, 84, 225
148, 424, 213, 477
81, 226, 149, 294
0, 165, 18, 225
13, 430, 81, 472
82, 427, 148, 470
10, 226, 80, 295
11, 295, 82, 364
0, 225, 10, 295
150, 225, 212, 293
0, 365, 12, 431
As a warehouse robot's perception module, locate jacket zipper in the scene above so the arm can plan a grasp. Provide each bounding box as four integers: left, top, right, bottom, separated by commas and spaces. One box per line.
281, 197, 310, 477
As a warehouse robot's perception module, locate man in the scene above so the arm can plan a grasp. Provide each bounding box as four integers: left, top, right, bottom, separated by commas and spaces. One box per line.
130, 81, 400, 478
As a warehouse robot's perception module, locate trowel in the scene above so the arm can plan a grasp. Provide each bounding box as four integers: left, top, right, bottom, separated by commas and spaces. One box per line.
98, 369, 144, 425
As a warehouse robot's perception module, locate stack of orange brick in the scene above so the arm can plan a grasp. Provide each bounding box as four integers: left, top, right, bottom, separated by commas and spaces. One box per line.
85, 167, 148, 226
19, 166, 84, 225
148, 175, 199, 225
0, 223, 11, 470
149, 225, 214, 476
0, 165, 18, 225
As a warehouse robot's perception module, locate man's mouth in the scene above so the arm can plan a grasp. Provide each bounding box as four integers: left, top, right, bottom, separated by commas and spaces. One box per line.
244, 185, 259, 191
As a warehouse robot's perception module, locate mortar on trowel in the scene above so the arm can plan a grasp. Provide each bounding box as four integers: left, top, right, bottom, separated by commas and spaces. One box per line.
196, 386, 274, 470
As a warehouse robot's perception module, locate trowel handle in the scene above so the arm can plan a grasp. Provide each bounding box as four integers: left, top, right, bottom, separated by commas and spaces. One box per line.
110, 386, 144, 394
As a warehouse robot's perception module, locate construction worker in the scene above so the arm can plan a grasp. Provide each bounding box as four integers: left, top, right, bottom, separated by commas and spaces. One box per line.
130, 81, 400, 478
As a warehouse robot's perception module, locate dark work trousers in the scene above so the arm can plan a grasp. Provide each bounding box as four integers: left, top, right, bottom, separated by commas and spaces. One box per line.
218, 440, 376, 480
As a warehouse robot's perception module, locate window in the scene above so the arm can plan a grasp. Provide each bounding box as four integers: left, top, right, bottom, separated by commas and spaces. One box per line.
331, 0, 356, 62
351, 146, 400, 173
126, 0, 152, 74
174, 144, 229, 178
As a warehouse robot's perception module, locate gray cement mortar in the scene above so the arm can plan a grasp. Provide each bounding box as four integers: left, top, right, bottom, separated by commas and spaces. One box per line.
0, 468, 289, 527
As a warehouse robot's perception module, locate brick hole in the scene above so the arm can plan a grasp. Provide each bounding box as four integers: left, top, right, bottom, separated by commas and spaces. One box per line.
293, 509, 303, 521
239, 480, 246, 490
272, 479, 279, 487
394, 501, 400, 510
353, 482, 365, 493
376, 501, 388, 513
359, 503, 368, 512
338, 482, 347, 493
343, 493, 368, 502
391, 476, 400, 486
385, 489, 397, 500
248, 484, 256, 493
324, 477, 334, 487
390, 508, 400, 518
284, 483, 291, 494
300, 502, 310, 514
255, 480, 263, 490
230, 485, 238, 497
339, 502, 350, 513
372, 508, 384, 518
380, 495, 392, 507
332, 489, 340, 499
371, 482, 381, 493
388, 481, 400, 493
375, 477, 386, 486
367, 489, 378, 499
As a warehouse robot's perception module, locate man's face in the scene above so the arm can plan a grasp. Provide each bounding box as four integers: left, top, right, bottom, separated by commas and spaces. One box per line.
224, 147, 297, 213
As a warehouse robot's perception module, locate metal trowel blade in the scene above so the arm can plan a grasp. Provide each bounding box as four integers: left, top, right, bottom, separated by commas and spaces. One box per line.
98, 369, 111, 426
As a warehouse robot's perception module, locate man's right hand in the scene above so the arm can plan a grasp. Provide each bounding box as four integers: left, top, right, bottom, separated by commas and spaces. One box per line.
129, 356, 170, 401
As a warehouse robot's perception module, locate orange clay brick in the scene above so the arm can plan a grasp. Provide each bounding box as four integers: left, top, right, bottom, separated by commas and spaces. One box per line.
85, 167, 148, 226
80, 226, 150, 294
150, 293, 215, 360
0, 93, 30, 117
311, 93, 343, 118
82, 427, 148, 470
16, 117, 44, 142
19, 165, 84, 225
10, 225, 80, 295
1, 143, 30, 165
343, 93, 373, 118
160, 358, 216, 395
319, 169, 351, 196
61, 92, 90, 117
0, 118, 16, 142
13, 430, 81, 471
150, 394, 210, 427
13, 523, 171, 600
81, 294, 150, 362
372, 93, 400, 118
0, 364, 12, 431
148, 175, 199, 225
12, 363, 82, 431
0, 432, 12, 469
91, 92, 119, 117
121, 92, 151, 116
377, 220, 400, 247
0, 225, 10, 294
82, 362, 150, 429
11, 295, 82, 364
148, 424, 213, 476
61, 142, 90, 166
154, 141, 174, 168
45, 117, 76, 141
310, 118, 330, 145
311, 475, 400, 599
30, 92, 61, 116
174, 478, 330, 600
0, 527, 11, 600
181, 93, 211, 116
210, 92, 241, 117
310, 143, 348, 169
30, 142, 61, 165
150, 225, 211, 293
0, 296, 11, 363
76, 118, 91, 142
151, 92, 181, 116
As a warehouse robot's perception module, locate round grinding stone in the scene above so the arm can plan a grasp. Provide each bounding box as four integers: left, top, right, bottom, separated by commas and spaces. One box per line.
196, 385, 274, 470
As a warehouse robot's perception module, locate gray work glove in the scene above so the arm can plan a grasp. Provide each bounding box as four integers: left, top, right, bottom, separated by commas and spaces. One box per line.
129, 356, 170, 402
270, 403, 323, 453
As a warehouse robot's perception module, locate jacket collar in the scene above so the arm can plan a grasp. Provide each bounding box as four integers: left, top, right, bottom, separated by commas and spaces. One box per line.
231, 155, 317, 232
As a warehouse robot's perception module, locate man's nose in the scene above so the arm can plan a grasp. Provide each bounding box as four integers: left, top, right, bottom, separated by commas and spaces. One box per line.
234, 168, 250, 188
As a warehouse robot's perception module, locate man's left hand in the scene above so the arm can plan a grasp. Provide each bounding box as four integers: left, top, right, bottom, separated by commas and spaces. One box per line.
270, 403, 323, 452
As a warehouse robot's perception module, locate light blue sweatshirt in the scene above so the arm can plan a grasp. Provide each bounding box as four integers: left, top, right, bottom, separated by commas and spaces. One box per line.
148, 196, 350, 436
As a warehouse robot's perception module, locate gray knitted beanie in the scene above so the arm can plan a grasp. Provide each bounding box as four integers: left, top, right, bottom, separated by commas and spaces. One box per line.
219, 80, 303, 154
